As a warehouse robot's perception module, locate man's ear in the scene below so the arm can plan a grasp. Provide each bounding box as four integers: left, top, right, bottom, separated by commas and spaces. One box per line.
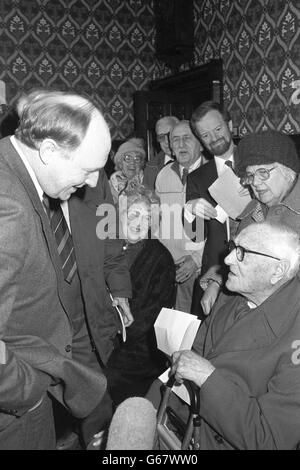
39, 139, 59, 165
270, 259, 290, 285
228, 120, 233, 133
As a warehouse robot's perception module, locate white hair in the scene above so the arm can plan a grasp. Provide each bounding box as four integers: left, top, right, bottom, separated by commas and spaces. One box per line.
241, 222, 300, 280
276, 163, 297, 186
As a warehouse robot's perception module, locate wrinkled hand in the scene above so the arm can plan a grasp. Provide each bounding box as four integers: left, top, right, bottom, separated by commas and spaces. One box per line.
171, 350, 215, 388
112, 297, 134, 327
188, 198, 217, 220
201, 281, 220, 315
176, 255, 197, 284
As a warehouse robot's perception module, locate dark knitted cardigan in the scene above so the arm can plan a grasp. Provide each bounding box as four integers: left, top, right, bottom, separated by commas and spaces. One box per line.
107, 238, 176, 403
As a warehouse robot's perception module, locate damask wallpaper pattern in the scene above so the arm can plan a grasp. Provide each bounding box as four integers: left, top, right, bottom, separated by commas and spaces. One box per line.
0, 0, 156, 140
192, 0, 300, 135
0, 0, 299, 139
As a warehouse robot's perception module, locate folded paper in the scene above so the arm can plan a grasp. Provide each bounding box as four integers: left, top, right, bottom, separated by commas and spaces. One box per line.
155, 307, 201, 405
208, 167, 251, 220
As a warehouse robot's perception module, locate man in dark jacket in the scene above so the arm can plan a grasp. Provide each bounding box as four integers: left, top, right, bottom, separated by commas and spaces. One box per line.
143, 116, 179, 189
0, 89, 132, 449
148, 222, 300, 449
185, 101, 236, 316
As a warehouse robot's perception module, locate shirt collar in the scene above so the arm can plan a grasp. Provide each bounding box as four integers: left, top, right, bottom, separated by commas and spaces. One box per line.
214, 154, 234, 176
179, 156, 202, 176
10, 136, 44, 202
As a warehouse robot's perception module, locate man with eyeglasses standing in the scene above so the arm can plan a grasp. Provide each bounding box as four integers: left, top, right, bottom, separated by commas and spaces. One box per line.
143, 116, 179, 189
147, 222, 300, 449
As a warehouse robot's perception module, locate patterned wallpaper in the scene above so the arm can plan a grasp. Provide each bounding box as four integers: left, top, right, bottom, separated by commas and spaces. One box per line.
0, 0, 157, 140
193, 0, 300, 135
0, 0, 299, 139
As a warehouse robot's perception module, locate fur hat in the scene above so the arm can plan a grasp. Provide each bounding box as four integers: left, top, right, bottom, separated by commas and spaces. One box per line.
235, 130, 300, 176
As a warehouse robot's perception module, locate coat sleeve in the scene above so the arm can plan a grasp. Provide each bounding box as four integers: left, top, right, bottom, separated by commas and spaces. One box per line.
199, 359, 300, 449
126, 247, 176, 341
0, 192, 52, 416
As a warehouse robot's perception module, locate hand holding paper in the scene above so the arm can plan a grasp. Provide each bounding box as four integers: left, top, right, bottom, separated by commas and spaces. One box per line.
154, 308, 201, 356
208, 167, 251, 220
154, 308, 201, 404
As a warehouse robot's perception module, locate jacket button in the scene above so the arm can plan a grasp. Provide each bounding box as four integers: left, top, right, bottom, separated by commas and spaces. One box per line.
214, 434, 224, 444
65, 345, 72, 353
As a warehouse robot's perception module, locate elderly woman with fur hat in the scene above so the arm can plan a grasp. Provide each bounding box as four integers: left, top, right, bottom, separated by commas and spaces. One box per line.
199, 129, 300, 316
109, 137, 146, 203
235, 129, 300, 233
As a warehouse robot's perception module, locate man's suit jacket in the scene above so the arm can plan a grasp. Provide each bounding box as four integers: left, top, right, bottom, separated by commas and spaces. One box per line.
186, 159, 228, 315
0, 137, 130, 432
192, 277, 300, 449
143, 150, 173, 189
186, 159, 227, 274
68, 166, 131, 363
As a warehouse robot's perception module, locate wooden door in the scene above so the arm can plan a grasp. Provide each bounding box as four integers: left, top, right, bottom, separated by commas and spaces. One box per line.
134, 59, 223, 160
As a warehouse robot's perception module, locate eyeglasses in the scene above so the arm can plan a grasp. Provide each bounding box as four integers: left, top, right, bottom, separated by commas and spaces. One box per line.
123, 154, 142, 163
227, 240, 281, 262
240, 167, 276, 186
157, 132, 170, 143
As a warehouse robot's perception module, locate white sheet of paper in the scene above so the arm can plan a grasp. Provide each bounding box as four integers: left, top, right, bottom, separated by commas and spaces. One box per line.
154, 308, 201, 356
159, 368, 191, 405
208, 168, 251, 219
215, 204, 228, 223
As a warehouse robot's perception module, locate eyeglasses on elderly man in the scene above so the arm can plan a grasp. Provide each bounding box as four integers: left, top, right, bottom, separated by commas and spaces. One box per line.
227, 239, 281, 263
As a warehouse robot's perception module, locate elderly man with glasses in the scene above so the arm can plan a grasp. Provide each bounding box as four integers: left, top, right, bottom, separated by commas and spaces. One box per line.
147, 221, 300, 449
143, 116, 179, 189
199, 129, 300, 315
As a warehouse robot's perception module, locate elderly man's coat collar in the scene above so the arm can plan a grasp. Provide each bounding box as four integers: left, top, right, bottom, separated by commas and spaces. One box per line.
277, 176, 300, 215
206, 276, 300, 359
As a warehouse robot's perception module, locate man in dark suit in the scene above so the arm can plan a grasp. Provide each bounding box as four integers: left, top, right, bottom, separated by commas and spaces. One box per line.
185, 101, 236, 317
143, 115, 179, 189
0, 89, 132, 449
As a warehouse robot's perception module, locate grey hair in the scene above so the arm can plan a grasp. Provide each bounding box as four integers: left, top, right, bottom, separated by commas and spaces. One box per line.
276, 163, 297, 186
155, 116, 180, 134
243, 222, 300, 280
15, 88, 103, 151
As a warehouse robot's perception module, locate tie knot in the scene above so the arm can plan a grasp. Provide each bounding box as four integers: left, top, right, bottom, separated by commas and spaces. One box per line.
225, 160, 233, 170
42, 194, 60, 215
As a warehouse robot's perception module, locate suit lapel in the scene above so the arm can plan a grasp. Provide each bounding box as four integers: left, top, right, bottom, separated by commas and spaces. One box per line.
0, 138, 72, 318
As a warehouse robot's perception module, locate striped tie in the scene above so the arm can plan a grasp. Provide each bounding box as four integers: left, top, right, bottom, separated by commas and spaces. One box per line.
43, 194, 77, 284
